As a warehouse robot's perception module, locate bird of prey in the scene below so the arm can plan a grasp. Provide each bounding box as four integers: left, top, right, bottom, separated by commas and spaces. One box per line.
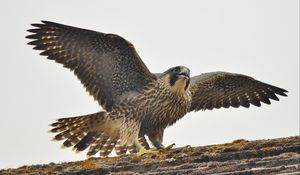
27, 21, 288, 157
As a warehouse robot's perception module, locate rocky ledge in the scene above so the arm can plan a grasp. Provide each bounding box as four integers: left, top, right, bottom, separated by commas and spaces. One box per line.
1, 136, 299, 175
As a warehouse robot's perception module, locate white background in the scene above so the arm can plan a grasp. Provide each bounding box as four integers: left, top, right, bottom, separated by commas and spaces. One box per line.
0, 0, 298, 169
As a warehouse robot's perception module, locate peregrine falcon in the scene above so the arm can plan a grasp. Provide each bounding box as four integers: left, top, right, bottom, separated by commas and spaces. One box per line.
27, 21, 288, 157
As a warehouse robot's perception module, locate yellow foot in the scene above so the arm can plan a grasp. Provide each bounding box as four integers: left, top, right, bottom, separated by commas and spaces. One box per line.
137, 147, 159, 157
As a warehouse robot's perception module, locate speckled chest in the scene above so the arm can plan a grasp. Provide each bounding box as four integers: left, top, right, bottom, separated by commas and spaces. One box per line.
112, 80, 192, 135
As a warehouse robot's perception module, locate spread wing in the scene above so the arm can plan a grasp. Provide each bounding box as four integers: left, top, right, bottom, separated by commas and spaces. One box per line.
189, 72, 288, 111
27, 21, 155, 111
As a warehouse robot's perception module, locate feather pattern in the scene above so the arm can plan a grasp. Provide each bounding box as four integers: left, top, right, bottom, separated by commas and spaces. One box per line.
27, 21, 155, 111
189, 72, 288, 111
28, 21, 288, 158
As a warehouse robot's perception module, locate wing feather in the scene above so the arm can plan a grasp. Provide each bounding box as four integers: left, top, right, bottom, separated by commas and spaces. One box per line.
27, 21, 155, 111
189, 72, 288, 111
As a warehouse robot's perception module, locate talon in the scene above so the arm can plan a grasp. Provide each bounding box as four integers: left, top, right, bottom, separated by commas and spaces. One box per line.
184, 145, 191, 149
137, 147, 159, 157
165, 143, 176, 150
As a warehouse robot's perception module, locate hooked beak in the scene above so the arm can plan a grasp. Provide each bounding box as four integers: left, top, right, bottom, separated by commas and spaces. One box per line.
177, 69, 190, 79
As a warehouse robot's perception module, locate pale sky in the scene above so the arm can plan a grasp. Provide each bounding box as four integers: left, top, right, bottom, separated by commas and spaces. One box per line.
0, 0, 298, 169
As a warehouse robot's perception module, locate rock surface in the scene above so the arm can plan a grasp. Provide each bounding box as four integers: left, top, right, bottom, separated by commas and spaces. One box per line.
1, 136, 299, 175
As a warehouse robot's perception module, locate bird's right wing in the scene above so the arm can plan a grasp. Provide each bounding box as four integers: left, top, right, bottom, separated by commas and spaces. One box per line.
189, 72, 288, 111
27, 21, 155, 111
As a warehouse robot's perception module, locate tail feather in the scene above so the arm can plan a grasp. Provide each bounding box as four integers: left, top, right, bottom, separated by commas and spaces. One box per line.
87, 135, 151, 156
51, 114, 94, 140
100, 138, 117, 156
62, 132, 84, 148
50, 112, 106, 153
50, 112, 154, 157
52, 120, 88, 142
87, 133, 109, 156
50, 122, 81, 133
53, 130, 73, 141
73, 131, 99, 152
51, 115, 87, 129
115, 139, 127, 155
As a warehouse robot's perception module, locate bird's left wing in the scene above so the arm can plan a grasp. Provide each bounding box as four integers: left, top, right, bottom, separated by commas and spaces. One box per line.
27, 21, 155, 111
189, 72, 288, 111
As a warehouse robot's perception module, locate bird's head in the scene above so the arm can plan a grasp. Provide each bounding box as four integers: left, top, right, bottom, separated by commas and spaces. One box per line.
162, 66, 190, 92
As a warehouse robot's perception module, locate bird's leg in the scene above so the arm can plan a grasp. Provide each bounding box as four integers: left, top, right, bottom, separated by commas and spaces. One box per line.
148, 130, 165, 149
151, 140, 165, 149
135, 139, 159, 157
149, 131, 176, 151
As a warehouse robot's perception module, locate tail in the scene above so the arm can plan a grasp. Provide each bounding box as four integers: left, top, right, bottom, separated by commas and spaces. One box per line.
50, 112, 150, 157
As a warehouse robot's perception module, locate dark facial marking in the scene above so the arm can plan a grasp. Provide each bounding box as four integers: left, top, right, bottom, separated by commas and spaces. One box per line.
168, 66, 182, 86
169, 73, 177, 86
168, 66, 190, 90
